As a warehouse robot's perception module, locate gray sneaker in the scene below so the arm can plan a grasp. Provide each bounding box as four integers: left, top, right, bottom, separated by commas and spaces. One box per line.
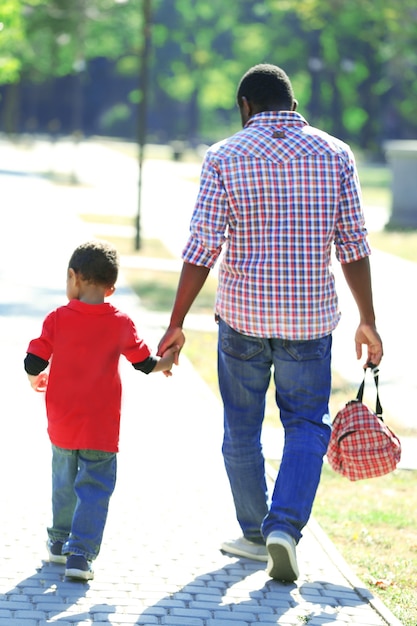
65, 555, 94, 581
46, 540, 66, 565
221, 536, 268, 562
266, 530, 299, 582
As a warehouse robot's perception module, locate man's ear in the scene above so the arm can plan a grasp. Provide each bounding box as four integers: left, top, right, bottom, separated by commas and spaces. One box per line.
240, 96, 253, 126
292, 99, 298, 111
105, 285, 116, 297
241, 96, 252, 117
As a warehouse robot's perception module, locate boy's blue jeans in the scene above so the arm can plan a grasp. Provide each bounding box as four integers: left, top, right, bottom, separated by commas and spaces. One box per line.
47, 445, 117, 561
217, 318, 332, 545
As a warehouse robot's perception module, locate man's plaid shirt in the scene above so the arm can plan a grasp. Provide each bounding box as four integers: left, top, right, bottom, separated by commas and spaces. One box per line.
182, 111, 371, 339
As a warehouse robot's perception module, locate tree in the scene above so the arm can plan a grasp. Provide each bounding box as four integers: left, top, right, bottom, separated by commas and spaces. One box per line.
0, 0, 147, 133
273, 0, 417, 148
1, 0, 417, 152
151, 0, 241, 140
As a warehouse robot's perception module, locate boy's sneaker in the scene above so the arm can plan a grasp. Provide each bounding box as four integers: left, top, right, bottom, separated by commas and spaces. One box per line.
65, 555, 94, 581
46, 540, 66, 565
221, 536, 268, 562
266, 530, 299, 582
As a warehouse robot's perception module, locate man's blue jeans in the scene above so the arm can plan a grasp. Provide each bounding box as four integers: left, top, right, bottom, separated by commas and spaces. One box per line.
217, 318, 332, 545
47, 445, 117, 561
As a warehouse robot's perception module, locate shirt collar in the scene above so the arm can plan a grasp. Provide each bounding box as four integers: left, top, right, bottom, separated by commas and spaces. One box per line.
67, 299, 115, 315
245, 110, 308, 129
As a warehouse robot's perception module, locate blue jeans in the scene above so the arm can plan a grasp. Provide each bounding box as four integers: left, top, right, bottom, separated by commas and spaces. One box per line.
47, 445, 117, 561
217, 318, 332, 544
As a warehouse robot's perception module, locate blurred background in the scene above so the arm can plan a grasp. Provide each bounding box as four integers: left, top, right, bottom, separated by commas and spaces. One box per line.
1, 0, 416, 158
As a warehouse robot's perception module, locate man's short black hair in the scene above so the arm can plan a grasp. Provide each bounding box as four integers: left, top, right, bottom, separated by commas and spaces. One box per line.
68, 240, 119, 287
237, 63, 294, 112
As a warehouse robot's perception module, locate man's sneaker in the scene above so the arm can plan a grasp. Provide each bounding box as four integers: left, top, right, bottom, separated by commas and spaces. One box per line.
266, 530, 299, 582
46, 540, 66, 565
221, 536, 268, 562
65, 555, 94, 581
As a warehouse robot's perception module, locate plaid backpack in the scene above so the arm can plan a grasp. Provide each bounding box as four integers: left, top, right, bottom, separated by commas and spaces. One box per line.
327, 364, 401, 481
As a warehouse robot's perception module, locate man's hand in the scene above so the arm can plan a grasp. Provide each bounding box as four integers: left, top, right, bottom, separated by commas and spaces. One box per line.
28, 373, 48, 392
159, 345, 180, 377
157, 327, 185, 365
341, 257, 383, 367
354, 323, 383, 367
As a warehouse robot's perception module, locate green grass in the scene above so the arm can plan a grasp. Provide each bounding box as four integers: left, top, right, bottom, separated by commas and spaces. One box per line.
123, 268, 218, 315
78, 164, 417, 626
78, 213, 135, 227
357, 162, 391, 189
312, 466, 417, 626
358, 163, 391, 208
356, 163, 417, 262
369, 230, 417, 262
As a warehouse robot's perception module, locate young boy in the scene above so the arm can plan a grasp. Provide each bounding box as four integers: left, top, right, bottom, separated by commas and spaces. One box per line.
24, 240, 178, 581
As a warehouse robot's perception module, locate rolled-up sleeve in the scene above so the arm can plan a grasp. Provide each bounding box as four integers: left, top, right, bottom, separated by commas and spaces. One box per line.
334, 153, 371, 264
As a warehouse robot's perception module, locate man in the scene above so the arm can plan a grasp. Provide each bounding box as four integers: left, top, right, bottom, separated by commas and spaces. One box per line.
158, 63, 383, 582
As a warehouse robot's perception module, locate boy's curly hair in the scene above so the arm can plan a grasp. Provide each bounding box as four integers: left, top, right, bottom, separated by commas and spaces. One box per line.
68, 240, 119, 288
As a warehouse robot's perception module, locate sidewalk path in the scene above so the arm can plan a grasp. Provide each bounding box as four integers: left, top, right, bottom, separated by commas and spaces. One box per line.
0, 137, 407, 625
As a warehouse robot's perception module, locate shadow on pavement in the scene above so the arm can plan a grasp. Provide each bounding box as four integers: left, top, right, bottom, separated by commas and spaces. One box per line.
125, 562, 372, 625
2, 564, 116, 624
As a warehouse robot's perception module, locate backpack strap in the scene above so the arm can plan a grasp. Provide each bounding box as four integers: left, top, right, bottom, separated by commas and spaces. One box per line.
356, 362, 383, 417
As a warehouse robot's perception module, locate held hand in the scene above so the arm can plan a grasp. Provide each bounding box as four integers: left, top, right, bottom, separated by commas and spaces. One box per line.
28, 373, 48, 392
161, 345, 180, 377
355, 323, 383, 367
157, 327, 185, 365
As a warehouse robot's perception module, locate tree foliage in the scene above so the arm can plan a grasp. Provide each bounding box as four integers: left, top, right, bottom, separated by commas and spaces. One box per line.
19, 0, 144, 79
1, 0, 416, 151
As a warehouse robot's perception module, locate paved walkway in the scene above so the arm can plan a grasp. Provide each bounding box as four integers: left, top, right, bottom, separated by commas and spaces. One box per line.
0, 136, 410, 625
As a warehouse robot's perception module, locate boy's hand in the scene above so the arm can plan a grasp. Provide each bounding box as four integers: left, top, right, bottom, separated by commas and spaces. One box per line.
162, 345, 180, 377
28, 373, 48, 392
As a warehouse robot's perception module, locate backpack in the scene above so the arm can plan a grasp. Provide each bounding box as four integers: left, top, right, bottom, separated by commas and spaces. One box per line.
327, 364, 401, 481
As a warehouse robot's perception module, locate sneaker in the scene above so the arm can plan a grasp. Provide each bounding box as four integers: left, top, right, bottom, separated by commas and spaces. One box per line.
65, 555, 94, 581
266, 530, 299, 582
221, 536, 268, 562
46, 540, 66, 565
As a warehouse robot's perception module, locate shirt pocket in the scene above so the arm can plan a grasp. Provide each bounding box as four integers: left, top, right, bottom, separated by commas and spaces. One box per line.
283, 335, 331, 362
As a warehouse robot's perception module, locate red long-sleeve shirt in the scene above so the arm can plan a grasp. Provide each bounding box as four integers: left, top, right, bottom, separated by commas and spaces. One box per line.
26, 299, 153, 452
